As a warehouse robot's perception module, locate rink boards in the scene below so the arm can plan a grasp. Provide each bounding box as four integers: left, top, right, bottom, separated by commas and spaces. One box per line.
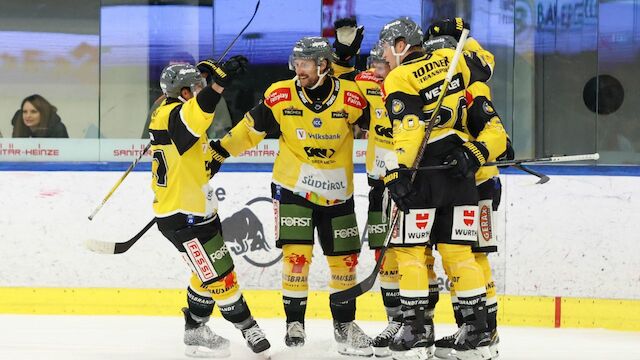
0, 166, 639, 331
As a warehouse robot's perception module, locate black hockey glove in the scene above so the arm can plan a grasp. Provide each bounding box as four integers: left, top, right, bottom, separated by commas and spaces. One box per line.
496, 138, 515, 168
197, 55, 248, 88
332, 17, 364, 64
427, 17, 469, 41
444, 141, 488, 179
207, 140, 230, 178
383, 166, 414, 214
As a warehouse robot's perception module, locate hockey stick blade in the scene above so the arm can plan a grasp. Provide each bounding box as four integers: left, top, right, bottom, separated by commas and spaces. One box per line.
513, 164, 550, 184
85, 218, 156, 254
330, 250, 385, 303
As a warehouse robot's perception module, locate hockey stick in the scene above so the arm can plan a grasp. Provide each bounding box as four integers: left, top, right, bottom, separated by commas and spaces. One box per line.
513, 164, 549, 184
215, 0, 260, 64
87, 142, 151, 220
407, 153, 600, 172
484, 153, 600, 166
85, 218, 156, 254
330, 29, 470, 303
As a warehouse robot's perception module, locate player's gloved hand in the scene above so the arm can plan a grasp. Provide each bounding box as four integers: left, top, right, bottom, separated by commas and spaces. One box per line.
496, 138, 515, 168
332, 17, 364, 63
208, 140, 230, 178
197, 55, 248, 88
444, 141, 488, 179
383, 166, 414, 214
427, 17, 469, 41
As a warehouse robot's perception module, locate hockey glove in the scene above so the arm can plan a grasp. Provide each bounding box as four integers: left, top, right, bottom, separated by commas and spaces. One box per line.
197, 55, 248, 88
383, 166, 414, 214
444, 141, 488, 179
427, 17, 469, 41
332, 17, 364, 64
496, 138, 515, 168
207, 140, 230, 178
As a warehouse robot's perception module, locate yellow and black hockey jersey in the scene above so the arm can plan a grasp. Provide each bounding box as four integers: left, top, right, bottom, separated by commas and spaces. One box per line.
465, 81, 507, 185
355, 69, 394, 180
382, 49, 494, 167
149, 87, 221, 222
220, 76, 368, 205
461, 40, 506, 184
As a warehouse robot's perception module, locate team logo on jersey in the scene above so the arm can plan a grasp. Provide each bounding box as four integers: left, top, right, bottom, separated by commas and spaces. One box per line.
375, 108, 385, 119
304, 147, 335, 159
312, 118, 322, 128
391, 99, 405, 114
479, 204, 492, 242
482, 101, 495, 115
366, 88, 381, 96
283, 107, 303, 116
344, 91, 366, 109
331, 111, 348, 119
265, 88, 291, 107
221, 197, 282, 268
374, 125, 393, 138
296, 128, 306, 140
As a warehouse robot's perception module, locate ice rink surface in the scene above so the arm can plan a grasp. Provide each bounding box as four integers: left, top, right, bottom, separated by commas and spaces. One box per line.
0, 315, 638, 360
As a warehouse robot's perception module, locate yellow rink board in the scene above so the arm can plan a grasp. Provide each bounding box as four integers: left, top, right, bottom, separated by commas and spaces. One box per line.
0, 288, 638, 331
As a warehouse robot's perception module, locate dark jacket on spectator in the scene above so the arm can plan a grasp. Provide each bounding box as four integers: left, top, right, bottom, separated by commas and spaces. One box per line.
11, 109, 69, 138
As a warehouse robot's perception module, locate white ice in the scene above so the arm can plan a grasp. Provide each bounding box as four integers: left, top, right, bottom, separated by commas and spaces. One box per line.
0, 315, 638, 360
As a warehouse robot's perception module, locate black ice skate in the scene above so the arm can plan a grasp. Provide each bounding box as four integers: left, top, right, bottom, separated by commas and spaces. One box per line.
372, 319, 402, 357
334, 320, 374, 357
182, 308, 231, 358
284, 321, 306, 347
452, 323, 492, 360
389, 317, 434, 360
433, 332, 457, 359
240, 319, 271, 355
488, 329, 499, 359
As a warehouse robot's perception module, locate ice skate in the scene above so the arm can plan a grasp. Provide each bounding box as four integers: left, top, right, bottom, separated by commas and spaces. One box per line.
284, 321, 306, 347
182, 308, 231, 358
334, 320, 374, 357
389, 317, 434, 360
240, 319, 271, 355
453, 324, 491, 360
488, 329, 499, 359
372, 319, 402, 357
433, 332, 457, 359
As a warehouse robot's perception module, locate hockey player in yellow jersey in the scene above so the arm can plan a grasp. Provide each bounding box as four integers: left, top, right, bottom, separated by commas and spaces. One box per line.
424, 18, 511, 360
378, 17, 497, 360
149, 58, 271, 358
207, 36, 374, 356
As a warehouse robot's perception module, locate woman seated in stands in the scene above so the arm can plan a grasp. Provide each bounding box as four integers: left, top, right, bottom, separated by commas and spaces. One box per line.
11, 94, 68, 138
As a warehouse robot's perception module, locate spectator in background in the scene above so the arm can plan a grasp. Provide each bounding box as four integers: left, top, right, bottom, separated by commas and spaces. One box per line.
12, 94, 68, 138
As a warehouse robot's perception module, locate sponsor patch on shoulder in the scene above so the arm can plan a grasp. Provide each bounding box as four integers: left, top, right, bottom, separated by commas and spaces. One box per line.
344, 91, 366, 109
355, 71, 379, 83
265, 88, 291, 107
